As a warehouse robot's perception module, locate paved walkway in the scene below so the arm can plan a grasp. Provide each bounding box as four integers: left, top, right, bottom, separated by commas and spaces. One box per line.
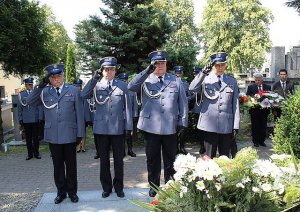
0, 140, 273, 211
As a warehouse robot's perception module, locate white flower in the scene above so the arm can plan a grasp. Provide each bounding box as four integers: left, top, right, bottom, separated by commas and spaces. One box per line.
174, 154, 197, 172
179, 186, 187, 198
173, 170, 185, 182
196, 180, 205, 191
252, 187, 260, 193
236, 183, 245, 189
194, 159, 223, 180
203, 170, 214, 181
253, 159, 282, 179
165, 179, 175, 189
206, 193, 211, 199
261, 183, 272, 192
241, 176, 251, 184
218, 155, 230, 161
215, 183, 222, 191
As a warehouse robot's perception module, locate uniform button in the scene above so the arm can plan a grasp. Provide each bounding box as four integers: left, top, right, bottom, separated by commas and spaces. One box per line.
162, 104, 164, 106
161, 111, 164, 113
161, 96, 165, 99
219, 103, 222, 106
219, 111, 221, 113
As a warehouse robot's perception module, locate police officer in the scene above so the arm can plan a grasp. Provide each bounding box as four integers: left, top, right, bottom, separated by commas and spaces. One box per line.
118, 72, 137, 157
190, 67, 206, 155
128, 50, 188, 197
173, 66, 189, 155
73, 79, 87, 153
189, 52, 240, 159
27, 64, 84, 204
18, 77, 41, 160
81, 57, 132, 198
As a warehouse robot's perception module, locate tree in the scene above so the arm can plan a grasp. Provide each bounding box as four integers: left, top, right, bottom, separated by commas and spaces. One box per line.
0, 0, 55, 76
65, 43, 77, 84
199, 0, 273, 73
75, 0, 173, 74
153, 0, 199, 78
286, 0, 300, 13
43, 5, 71, 65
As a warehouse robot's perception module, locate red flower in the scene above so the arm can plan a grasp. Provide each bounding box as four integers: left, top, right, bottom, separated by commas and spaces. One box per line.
240, 95, 249, 103
150, 199, 159, 205
258, 90, 269, 96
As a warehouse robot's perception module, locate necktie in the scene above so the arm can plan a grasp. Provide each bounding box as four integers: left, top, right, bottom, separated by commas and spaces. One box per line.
282, 82, 286, 90
158, 76, 163, 85
217, 75, 221, 87
108, 81, 112, 91
56, 87, 60, 96
258, 86, 262, 91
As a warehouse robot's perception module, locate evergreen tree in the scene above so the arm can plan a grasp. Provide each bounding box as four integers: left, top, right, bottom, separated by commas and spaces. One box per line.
199, 0, 273, 73
75, 0, 173, 74
65, 43, 77, 84
286, 0, 300, 13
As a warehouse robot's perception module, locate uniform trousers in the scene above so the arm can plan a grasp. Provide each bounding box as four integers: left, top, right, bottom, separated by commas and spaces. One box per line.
95, 134, 124, 193
204, 131, 232, 159
249, 108, 269, 145
23, 123, 39, 157
49, 142, 77, 196
142, 131, 177, 187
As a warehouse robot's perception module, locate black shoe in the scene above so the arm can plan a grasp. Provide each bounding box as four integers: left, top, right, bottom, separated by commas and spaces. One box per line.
199, 146, 205, 154
260, 142, 266, 147
180, 148, 188, 155
81, 149, 86, 153
94, 154, 100, 159
69, 194, 79, 203
128, 150, 136, 157
254, 143, 259, 147
116, 191, 125, 198
149, 188, 156, 197
54, 194, 66, 204
26, 156, 33, 160
34, 155, 41, 159
102, 191, 111, 198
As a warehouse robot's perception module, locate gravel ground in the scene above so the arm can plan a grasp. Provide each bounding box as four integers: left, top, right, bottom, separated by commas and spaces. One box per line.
0, 193, 43, 212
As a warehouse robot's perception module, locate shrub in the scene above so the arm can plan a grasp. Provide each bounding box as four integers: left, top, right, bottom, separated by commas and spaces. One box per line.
272, 88, 300, 158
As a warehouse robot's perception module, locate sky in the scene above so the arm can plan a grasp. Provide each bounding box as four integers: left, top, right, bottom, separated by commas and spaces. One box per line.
38, 0, 300, 51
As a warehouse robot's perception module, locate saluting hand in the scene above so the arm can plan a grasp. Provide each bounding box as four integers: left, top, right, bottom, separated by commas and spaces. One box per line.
146, 60, 156, 74
93, 68, 103, 80
38, 74, 51, 88
202, 62, 213, 75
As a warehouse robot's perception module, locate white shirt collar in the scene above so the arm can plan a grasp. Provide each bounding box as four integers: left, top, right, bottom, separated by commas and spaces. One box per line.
156, 74, 165, 81
54, 83, 64, 91
101, 78, 113, 85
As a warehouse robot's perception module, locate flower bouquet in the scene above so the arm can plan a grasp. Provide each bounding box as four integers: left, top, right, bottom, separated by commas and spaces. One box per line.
239, 91, 284, 110
131, 147, 300, 212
